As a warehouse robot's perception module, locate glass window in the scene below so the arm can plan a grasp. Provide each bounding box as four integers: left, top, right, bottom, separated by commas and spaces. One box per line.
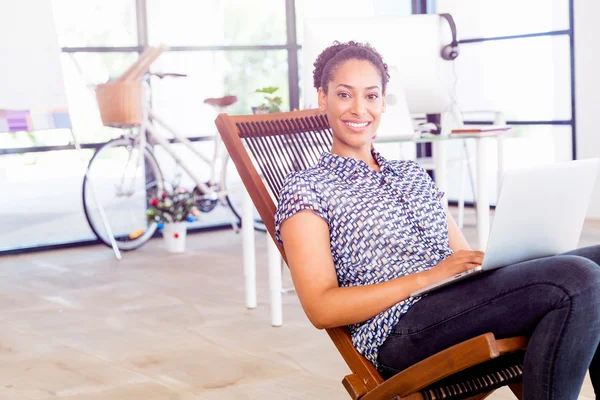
0, 144, 234, 251
505, 125, 573, 169
0, 130, 70, 150
454, 35, 571, 121
147, 0, 287, 46
295, 0, 377, 44
0, 150, 97, 251
373, 0, 412, 17
444, 125, 572, 204
51, 0, 137, 47
65, 52, 139, 85
61, 52, 140, 144
150, 50, 289, 136
436, 0, 569, 39
0, 52, 137, 150
297, 49, 304, 109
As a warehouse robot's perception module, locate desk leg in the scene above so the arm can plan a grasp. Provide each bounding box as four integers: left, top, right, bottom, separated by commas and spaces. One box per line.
497, 135, 505, 197
267, 233, 283, 327
242, 190, 257, 309
476, 138, 491, 250
432, 140, 449, 209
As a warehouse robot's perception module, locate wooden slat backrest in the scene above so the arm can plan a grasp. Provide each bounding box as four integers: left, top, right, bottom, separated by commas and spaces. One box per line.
235, 113, 332, 200
215, 109, 385, 392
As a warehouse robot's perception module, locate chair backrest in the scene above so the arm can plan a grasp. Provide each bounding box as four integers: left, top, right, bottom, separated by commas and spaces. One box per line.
215, 109, 385, 394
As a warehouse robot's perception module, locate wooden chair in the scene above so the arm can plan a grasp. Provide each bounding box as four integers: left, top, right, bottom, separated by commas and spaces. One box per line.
215, 109, 528, 400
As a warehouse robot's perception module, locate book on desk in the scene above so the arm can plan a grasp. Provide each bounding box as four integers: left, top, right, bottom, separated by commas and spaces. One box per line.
451, 125, 511, 134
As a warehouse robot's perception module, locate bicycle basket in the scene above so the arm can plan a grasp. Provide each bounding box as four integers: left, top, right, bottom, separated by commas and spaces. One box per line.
96, 81, 146, 127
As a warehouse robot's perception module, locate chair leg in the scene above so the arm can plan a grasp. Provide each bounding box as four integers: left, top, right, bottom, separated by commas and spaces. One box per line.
266, 233, 282, 326
462, 140, 477, 223
457, 159, 466, 229
281, 258, 295, 294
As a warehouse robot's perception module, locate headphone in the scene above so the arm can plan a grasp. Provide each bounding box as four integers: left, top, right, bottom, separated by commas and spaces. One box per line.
439, 13, 459, 61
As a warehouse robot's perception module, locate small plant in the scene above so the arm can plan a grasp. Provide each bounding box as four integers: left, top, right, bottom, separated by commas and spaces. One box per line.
254, 86, 282, 113
146, 179, 199, 225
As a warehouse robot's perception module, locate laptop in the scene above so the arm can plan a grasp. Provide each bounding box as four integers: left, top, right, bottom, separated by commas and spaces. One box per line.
410, 158, 600, 298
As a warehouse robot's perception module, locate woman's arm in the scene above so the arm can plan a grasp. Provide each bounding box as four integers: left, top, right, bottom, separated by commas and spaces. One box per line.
445, 203, 472, 251
280, 209, 482, 329
418, 161, 470, 252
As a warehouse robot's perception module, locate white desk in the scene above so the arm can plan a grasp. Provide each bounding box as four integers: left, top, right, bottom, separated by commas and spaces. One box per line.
243, 130, 512, 326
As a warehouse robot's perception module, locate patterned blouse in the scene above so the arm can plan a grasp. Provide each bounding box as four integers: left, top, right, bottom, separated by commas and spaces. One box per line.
274, 148, 453, 367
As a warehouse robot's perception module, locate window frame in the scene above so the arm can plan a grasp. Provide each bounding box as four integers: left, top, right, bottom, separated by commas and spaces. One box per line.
431, 0, 576, 159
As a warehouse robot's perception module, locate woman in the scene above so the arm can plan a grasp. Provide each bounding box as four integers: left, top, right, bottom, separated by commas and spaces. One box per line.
275, 41, 600, 399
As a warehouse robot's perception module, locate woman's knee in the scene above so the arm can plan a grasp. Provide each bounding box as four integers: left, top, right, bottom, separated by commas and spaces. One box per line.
542, 255, 600, 299
562, 244, 600, 266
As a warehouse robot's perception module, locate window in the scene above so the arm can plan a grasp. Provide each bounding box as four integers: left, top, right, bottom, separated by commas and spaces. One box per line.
454, 35, 571, 121
437, 0, 569, 38
436, 0, 574, 205
150, 50, 289, 136
295, 0, 379, 44
374, 0, 412, 17
444, 126, 573, 204
62, 52, 140, 144
0, 150, 97, 251
147, 0, 287, 46
8, 0, 449, 252
3, 0, 297, 253
51, 0, 138, 47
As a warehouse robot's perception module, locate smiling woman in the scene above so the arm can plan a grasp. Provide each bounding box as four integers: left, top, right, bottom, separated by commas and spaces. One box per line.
312, 41, 390, 169
274, 40, 600, 398
318, 59, 384, 170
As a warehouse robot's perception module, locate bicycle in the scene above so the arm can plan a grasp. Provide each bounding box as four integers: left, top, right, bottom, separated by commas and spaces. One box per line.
82, 72, 265, 251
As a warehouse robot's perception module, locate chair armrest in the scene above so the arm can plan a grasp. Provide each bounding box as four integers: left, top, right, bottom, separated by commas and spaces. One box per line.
361, 333, 527, 400
343, 374, 369, 400
497, 336, 528, 355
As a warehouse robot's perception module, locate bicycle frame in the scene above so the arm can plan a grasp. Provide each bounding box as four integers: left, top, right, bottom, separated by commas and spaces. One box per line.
82, 67, 252, 257
135, 105, 229, 203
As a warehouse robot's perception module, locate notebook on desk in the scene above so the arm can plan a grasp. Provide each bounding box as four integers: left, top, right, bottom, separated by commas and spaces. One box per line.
451, 125, 511, 134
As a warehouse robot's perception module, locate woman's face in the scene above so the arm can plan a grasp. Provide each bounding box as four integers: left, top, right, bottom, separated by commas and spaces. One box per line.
318, 59, 386, 151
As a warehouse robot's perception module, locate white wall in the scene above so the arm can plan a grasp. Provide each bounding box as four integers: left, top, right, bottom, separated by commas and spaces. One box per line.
575, 0, 600, 219
0, 0, 67, 110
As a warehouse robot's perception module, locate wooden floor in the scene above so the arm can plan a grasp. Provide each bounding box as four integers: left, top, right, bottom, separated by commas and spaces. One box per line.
0, 207, 598, 399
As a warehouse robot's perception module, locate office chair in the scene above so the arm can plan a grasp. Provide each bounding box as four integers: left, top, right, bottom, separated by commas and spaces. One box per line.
215, 109, 527, 400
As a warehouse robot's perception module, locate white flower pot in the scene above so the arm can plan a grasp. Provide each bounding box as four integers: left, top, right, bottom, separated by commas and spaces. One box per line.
163, 222, 187, 253
252, 106, 270, 115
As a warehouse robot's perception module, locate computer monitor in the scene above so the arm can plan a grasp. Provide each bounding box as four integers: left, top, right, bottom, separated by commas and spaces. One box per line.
302, 15, 456, 116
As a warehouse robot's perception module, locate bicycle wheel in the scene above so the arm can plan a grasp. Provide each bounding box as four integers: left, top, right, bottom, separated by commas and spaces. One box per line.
82, 137, 164, 250
221, 155, 267, 232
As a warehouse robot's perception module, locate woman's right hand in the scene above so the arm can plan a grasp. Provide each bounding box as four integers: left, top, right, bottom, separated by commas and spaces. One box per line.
428, 250, 485, 282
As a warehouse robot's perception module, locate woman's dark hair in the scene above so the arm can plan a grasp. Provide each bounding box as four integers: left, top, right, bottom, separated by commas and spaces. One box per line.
313, 40, 390, 94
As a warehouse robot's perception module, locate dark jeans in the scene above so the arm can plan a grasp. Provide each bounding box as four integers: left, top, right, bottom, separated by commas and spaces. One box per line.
377, 245, 600, 400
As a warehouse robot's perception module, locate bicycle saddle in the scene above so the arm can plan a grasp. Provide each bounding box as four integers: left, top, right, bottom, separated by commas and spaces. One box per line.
204, 95, 237, 108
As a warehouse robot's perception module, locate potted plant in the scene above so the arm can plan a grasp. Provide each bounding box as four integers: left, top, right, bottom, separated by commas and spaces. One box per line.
252, 86, 282, 114
146, 179, 199, 253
